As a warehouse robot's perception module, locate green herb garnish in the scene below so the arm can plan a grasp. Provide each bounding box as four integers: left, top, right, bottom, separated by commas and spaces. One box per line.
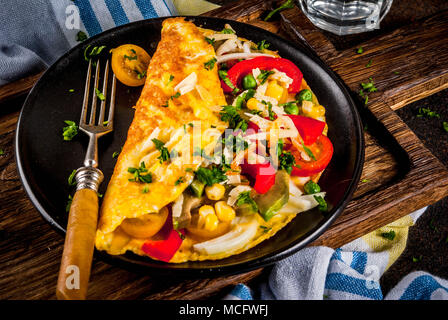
443, 122, 448, 132
278, 151, 297, 174
220, 105, 248, 132
68, 169, 77, 187
152, 138, 170, 163
255, 40, 270, 51
124, 54, 137, 61
175, 176, 185, 186
66, 195, 73, 213
127, 161, 152, 183
264, 0, 294, 21
62, 120, 78, 141
365, 59, 372, 68
0, 149, 4, 156
412, 256, 422, 262
417, 107, 440, 119
380, 230, 396, 240
236, 191, 258, 212
205, 37, 215, 45
84, 45, 106, 62
204, 57, 217, 70
95, 88, 105, 101
357, 46, 364, 54
218, 70, 239, 94
260, 225, 271, 233
142, 185, 149, 193
76, 31, 88, 42
221, 28, 235, 34
136, 70, 146, 79
112, 151, 120, 159
257, 69, 275, 85
68, 89, 75, 93
302, 144, 317, 161
195, 166, 227, 186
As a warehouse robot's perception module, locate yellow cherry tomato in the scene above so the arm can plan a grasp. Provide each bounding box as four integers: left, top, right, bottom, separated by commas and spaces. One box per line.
121, 207, 168, 238
111, 44, 151, 87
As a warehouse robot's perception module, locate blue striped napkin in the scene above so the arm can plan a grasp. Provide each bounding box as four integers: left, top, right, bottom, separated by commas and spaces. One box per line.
0, 0, 176, 85
225, 208, 448, 300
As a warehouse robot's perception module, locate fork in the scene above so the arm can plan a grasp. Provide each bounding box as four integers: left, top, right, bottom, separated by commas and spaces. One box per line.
56, 59, 116, 300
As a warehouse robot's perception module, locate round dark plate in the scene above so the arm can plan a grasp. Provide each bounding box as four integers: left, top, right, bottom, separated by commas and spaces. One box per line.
16, 16, 364, 276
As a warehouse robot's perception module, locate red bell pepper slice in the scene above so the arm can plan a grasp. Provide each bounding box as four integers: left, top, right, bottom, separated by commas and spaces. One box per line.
141, 212, 184, 262
286, 115, 325, 146
221, 57, 303, 93
240, 161, 276, 194
291, 135, 334, 177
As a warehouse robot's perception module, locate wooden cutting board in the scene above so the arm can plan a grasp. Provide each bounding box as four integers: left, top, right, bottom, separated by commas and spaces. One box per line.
1, 0, 448, 299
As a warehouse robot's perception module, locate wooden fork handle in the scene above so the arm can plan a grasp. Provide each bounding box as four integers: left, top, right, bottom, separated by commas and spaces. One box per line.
56, 188, 99, 300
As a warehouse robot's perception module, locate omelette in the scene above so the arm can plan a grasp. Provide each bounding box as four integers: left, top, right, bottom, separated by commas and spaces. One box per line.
95, 18, 333, 263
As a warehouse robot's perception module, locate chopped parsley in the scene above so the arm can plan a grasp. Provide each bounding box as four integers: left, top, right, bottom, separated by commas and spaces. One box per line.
76, 30, 88, 42
365, 59, 372, 68
412, 256, 422, 262
62, 120, 78, 141
205, 37, 215, 45
359, 77, 377, 105
83, 45, 106, 62
443, 121, 448, 132
302, 144, 316, 161
255, 40, 270, 51
66, 194, 73, 213
95, 88, 105, 101
68, 169, 77, 187
142, 185, 149, 193
314, 195, 328, 212
357, 46, 364, 54
204, 57, 217, 70
236, 191, 258, 212
257, 69, 275, 85
0, 149, 4, 156
264, 0, 294, 21
167, 74, 174, 84
260, 225, 271, 233
136, 70, 146, 79
279, 150, 297, 174
152, 138, 170, 163
127, 161, 152, 183
219, 70, 239, 94
68, 89, 75, 93
171, 92, 181, 99
380, 230, 396, 241
195, 166, 227, 186
361, 179, 370, 183
175, 176, 185, 186
124, 54, 138, 61
417, 107, 440, 119
221, 28, 235, 34
261, 100, 275, 120
220, 105, 248, 131
112, 151, 120, 159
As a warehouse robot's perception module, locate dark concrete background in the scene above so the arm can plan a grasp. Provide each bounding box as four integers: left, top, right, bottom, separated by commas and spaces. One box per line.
380, 89, 448, 293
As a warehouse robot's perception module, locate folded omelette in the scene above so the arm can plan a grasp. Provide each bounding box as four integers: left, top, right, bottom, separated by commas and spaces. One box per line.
95, 17, 333, 263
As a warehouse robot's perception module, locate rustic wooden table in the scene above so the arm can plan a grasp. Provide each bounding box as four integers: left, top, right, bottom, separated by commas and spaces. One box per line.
1, 0, 448, 299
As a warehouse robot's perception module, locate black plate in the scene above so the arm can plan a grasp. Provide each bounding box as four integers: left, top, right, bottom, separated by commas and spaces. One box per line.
16, 17, 364, 276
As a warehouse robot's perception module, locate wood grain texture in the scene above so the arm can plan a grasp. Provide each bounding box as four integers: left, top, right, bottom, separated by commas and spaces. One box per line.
1, 0, 448, 300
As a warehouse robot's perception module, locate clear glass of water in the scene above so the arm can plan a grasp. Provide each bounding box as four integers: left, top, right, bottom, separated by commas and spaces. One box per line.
297, 0, 394, 35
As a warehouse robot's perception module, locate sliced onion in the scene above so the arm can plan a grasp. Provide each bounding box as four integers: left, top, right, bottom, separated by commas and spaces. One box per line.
193, 217, 259, 255
282, 192, 326, 213
216, 38, 238, 56
174, 72, 197, 94
210, 33, 237, 41
172, 193, 184, 218
217, 52, 275, 63
139, 127, 161, 153
243, 41, 251, 53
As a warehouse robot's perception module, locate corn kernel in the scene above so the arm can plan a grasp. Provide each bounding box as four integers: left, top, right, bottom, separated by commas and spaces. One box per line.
315, 105, 326, 116
205, 183, 226, 200
199, 205, 215, 218
215, 201, 236, 222
246, 98, 260, 110
204, 213, 219, 231
301, 100, 314, 116
265, 80, 285, 102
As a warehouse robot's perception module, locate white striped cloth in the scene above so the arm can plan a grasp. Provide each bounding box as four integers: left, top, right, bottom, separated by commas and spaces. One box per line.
225, 208, 448, 300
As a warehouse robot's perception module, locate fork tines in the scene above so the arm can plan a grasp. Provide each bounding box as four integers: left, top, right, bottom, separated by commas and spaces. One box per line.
80, 59, 116, 133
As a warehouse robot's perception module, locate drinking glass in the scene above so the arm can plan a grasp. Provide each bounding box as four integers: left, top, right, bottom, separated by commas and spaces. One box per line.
297, 0, 394, 35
